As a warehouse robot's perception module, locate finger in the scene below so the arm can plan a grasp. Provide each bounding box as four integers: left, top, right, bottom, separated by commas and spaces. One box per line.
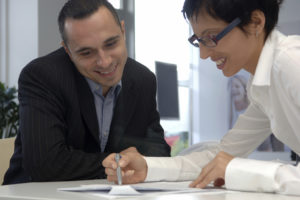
107, 168, 132, 181
102, 153, 117, 169
121, 173, 141, 184
124, 170, 135, 177
107, 174, 118, 182
105, 168, 117, 176
105, 167, 131, 176
107, 171, 133, 184
196, 163, 226, 188
190, 171, 206, 187
118, 155, 132, 168
189, 161, 215, 187
190, 171, 207, 188
195, 172, 216, 188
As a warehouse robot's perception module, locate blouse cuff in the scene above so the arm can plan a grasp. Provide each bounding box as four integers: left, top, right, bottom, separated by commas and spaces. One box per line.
225, 157, 283, 192
144, 157, 180, 182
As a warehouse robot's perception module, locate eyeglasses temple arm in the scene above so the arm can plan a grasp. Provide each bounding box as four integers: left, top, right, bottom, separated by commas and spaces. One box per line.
215, 18, 241, 41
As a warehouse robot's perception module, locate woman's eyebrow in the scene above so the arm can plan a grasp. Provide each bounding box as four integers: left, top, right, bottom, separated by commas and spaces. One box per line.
200, 28, 220, 36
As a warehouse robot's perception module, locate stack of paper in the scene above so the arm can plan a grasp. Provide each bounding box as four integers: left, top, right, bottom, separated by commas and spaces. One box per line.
58, 181, 226, 196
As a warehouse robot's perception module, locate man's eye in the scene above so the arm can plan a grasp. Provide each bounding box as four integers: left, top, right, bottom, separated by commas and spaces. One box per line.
106, 41, 117, 47
80, 51, 91, 56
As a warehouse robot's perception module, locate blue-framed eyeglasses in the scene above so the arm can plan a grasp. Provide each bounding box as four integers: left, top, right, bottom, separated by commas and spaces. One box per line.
188, 18, 241, 48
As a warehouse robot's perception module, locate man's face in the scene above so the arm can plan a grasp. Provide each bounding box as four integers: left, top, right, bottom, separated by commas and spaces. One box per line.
63, 7, 127, 95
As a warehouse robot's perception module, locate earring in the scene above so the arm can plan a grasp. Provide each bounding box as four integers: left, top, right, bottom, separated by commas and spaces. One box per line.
255, 30, 259, 37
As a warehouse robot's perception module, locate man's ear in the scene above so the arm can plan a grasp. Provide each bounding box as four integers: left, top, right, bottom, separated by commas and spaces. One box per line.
247, 10, 266, 36
120, 20, 126, 40
61, 41, 71, 56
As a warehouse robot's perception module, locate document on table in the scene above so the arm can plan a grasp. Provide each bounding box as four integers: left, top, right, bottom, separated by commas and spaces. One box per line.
58, 181, 227, 196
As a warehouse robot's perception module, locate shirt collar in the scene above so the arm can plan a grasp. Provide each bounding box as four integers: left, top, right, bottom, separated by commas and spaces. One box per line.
85, 78, 122, 97
252, 30, 286, 87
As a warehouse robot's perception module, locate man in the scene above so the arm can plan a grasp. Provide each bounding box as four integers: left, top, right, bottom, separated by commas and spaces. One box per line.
3, 0, 170, 185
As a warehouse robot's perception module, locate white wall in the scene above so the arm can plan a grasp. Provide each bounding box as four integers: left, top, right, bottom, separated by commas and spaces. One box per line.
8, 0, 38, 87
1, 0, 64, 88
278, 0, 300, 35
0, 0, 7, 83
38, 0, 65, 57
1, 0, 38, 87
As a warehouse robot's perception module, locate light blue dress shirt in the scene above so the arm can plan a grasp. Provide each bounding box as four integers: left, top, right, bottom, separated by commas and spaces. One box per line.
86, 78, 122, 152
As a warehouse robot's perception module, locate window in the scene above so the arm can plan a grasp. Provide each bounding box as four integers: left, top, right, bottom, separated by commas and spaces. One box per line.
0, 0, 7, 83
135, 0, 192, 154
108, 0, 122, 9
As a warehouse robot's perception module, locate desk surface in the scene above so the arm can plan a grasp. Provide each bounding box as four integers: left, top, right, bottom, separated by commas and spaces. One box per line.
0, 179, 298, 200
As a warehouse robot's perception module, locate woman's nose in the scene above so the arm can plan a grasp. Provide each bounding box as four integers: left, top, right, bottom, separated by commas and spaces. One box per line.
199, 45, 213, 60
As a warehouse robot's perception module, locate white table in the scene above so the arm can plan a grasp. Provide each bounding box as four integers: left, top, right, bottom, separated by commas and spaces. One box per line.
0, 179, 298, 200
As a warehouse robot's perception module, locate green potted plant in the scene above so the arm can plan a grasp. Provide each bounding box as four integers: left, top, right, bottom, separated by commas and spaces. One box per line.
0, 82, 19, 138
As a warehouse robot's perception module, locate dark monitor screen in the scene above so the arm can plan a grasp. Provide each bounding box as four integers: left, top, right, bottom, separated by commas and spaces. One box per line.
155, 61, 179, 119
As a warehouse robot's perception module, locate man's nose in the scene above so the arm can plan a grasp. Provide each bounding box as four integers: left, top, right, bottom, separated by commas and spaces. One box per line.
96, 50, 111, 67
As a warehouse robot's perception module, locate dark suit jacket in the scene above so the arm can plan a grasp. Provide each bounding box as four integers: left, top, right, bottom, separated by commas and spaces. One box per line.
3, 47, 170, 185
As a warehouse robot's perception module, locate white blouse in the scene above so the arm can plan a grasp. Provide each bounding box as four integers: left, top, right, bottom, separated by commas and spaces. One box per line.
145, 30, 300, 196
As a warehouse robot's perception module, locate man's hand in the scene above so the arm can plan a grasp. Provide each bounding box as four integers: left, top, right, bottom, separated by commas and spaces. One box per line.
102, 147, 148, 184
189, 151, 234, 188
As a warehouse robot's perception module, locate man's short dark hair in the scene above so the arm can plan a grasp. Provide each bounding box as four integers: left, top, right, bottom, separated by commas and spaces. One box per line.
58, 0, 121, 44
182, 0, 284, 40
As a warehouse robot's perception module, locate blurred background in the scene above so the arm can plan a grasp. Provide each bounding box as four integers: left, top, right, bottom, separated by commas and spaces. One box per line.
0, 0, 299, 159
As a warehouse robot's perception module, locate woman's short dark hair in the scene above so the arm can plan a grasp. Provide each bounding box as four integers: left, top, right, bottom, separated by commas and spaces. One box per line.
182, 0, 284, 40
58, 0, 121, 44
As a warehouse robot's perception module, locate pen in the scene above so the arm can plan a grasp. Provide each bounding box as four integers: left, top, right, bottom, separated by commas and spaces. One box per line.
115, 153, 122, 185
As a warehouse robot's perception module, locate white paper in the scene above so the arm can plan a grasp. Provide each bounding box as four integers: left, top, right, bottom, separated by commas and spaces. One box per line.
131, 181, 191, 190
58, 181, 226, 196
108, 185, 140, 195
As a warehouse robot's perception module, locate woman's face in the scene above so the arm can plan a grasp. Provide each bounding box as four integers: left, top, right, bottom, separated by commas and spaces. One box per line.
189, 12, 263, 77
231, 77, 248, 111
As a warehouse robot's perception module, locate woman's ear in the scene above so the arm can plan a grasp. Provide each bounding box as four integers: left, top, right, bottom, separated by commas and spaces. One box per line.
245, 10, 266, 37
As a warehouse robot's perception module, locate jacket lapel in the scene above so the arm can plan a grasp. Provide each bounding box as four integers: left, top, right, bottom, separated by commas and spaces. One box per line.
107, 64, 138, 150
74, 69, 100, 145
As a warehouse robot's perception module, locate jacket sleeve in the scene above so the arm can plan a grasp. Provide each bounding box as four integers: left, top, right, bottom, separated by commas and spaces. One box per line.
19, 63, 108, 182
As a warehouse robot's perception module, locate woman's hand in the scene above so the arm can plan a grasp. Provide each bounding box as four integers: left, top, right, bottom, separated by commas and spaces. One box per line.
189, 151, 234, 188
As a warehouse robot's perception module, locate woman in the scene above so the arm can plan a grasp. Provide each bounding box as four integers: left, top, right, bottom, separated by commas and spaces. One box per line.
103, 0, 300, 195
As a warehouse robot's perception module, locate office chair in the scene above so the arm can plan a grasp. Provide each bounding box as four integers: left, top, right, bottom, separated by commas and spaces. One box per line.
0, 137, 15, 184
